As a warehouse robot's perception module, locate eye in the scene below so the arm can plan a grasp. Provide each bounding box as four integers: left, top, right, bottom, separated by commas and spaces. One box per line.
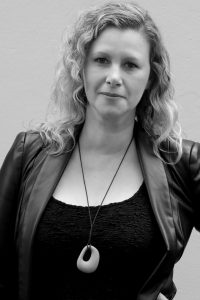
124, 61, 138, 69
94, 57, 109, 64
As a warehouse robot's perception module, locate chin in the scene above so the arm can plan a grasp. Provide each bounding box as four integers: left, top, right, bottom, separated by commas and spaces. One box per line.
87, 101, 134, 121
97, 100, 126, 113
98, 107, 131, 121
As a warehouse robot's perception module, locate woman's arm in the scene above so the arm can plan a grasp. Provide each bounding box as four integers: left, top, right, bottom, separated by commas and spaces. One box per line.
0, 132, 26, 299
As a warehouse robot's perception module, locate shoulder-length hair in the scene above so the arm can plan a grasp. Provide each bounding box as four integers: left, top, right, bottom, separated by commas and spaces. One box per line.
36, 1, 182, 162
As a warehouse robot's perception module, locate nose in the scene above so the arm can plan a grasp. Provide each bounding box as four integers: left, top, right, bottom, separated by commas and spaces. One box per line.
106, 65, 122, 87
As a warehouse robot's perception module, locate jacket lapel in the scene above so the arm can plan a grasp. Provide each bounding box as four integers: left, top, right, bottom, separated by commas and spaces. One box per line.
135, 127, 178, 299
135, 127, 177, 252
18, 138, 76, 299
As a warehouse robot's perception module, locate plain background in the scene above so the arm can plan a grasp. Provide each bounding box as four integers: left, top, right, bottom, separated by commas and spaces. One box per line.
0, 1, 200, 299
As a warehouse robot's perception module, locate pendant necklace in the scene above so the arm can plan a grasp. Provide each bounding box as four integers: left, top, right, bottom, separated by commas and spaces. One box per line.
77, 136, 133, 273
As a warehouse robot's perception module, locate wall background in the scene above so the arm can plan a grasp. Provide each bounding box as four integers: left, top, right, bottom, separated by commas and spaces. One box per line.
0, 1, 200, 299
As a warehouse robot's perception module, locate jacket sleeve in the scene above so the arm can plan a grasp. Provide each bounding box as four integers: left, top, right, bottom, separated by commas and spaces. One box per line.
0, 132, 26, 300
189, 141, 200, 231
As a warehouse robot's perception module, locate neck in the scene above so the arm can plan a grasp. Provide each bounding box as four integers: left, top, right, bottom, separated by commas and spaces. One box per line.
79, 109, 135, 155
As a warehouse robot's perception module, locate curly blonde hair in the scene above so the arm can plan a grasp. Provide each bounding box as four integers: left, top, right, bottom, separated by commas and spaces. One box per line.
37, 1, 182, 161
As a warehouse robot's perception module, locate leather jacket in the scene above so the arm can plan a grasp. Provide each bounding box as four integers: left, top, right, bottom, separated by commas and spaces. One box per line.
0, 124, 199, 300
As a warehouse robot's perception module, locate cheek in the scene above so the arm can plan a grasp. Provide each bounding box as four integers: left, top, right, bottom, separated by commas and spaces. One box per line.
128, 78, 148, 104
83, 75, 97, 103
83, 67, 93, 87
84, 74, 101, 96
128, 80, 145, 96
135, 72, 150, 93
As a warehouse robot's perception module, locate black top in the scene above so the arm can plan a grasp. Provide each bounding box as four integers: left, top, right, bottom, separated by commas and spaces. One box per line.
31, 182, 166, 300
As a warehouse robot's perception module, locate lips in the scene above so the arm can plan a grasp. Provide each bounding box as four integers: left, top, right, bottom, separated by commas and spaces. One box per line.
99, 92, 125, 98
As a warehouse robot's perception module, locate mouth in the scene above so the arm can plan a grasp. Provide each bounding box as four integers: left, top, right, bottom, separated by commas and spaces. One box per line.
99, 92, 125, 99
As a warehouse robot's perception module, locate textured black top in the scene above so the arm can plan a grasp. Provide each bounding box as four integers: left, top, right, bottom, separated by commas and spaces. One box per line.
31, 182, 165, 300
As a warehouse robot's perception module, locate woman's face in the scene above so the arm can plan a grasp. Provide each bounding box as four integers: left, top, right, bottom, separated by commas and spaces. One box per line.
83, 27, 150, 122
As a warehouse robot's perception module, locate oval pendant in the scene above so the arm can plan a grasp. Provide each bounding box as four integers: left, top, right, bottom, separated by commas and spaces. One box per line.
77, 245, 100, 273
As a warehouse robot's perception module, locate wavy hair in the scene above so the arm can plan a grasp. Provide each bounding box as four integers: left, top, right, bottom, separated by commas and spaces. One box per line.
36, 1, 182, 161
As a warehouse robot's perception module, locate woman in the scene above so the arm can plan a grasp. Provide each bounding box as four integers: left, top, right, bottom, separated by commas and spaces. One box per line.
0, 1, 199, 300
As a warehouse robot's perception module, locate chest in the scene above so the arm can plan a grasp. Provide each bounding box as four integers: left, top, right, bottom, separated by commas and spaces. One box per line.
53, 144, 143, 206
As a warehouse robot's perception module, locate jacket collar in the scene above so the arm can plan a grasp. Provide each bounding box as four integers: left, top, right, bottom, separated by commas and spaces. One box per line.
18, 123, 177, 299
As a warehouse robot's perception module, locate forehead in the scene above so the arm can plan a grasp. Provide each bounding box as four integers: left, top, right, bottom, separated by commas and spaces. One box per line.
88, 27, 150, 60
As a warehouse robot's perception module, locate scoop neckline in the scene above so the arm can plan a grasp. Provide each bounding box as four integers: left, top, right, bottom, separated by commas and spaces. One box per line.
51, 181, 145, 208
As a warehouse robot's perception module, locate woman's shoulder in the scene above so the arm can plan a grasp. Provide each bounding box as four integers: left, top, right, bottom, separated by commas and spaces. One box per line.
172, 139, 200, 182
162, 138, 200, 180
10, 130, 46, 164
14, 130, 45, 148
14, 130, 47, 172
181, 138, 200, 163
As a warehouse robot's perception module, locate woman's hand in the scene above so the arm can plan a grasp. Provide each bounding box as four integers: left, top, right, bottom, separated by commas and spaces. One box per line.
157, 293, 168, 300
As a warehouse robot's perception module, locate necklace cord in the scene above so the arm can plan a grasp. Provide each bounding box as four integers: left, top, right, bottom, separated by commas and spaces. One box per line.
78, 136, 133, 246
